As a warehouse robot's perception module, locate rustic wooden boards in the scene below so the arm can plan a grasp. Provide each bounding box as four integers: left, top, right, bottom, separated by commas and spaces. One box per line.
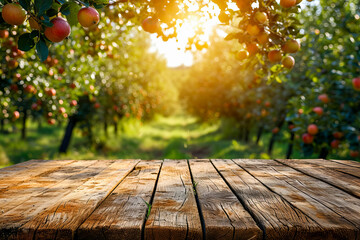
0, 158, 359, 240
78, 160, 162, 240
144, 160, 203, 240
189, 159, 262, 240
236, 159, 360, 239
277, 158, 360, 198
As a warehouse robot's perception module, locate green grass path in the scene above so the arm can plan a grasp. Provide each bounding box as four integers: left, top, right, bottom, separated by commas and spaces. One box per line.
0, 114, 307, 166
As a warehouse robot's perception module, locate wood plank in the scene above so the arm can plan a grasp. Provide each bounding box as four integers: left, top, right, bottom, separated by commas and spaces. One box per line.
145, 160, 202, 240
28, 159, 139, 240
0, 160, 129, 240
330, 159, 360, 169
235, 159, 359, 239
0, 160, 96, 214
290, 159, 360, 178
211, 159, 324, 240
189, 159, 262, 240
276, 159, 360, 198
0, 160, 75, 190
78, 160, 162, 240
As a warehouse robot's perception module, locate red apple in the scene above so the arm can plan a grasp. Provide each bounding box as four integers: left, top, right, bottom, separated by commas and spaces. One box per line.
312, 107, 323, 116
44, 17, 71, 43
58, 107, 66, 114
331, 140, 340, 149
24, 85, 35, 93
352, 77, 360, 91
282, 56, 295, 69
246, 24, 261, 36
1, 3, 26, 25
318, 94, 330, 104
46, 88, 56, 96
70, 100, 77, 107
48, 118, 56, 125
78, 7, 100, 28
332, 132, 344, 139
350, 150, 359, 158
280, 0, 297, 8
236, 50, 249, 61
254, 12, 268, 24
0, 30, 9, 39
142, 17, 160, 34
8, 59, 19, 69
272, 127, 280, 134
282, 39, 300, 53
307, 124, 318, 135
302, 133, 314, 144
13, 111, 20, 120
268, 50, 282, 63
31, 103, 39, 110
94, 103, 101, 109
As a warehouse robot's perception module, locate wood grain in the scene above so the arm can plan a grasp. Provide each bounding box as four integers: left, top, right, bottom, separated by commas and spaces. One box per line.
330, 159, 360, 169
0, 160, 135, 240
0, 160, 95, 214
145, 160, 202, 240
78, 160, 162, 240
189, 159, 262, 240
30, 159, 139, 240
276, 159, 360, 198
289, 158, 360, 178
235, 159, 360, 240
212, 159, 323, 240
0, 160, 75, 190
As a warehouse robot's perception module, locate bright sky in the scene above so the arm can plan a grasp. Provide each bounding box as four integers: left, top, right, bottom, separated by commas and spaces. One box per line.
149, 2, 221, 68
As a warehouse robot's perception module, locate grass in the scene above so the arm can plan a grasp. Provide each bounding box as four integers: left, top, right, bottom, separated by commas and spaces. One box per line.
0, 113, 356, 166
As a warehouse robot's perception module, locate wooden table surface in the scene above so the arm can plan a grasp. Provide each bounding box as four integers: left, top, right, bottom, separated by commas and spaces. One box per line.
0, 159, 359, 240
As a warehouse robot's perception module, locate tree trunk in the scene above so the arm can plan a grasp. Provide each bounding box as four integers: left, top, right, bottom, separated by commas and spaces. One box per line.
256, 126, 263, 145
59, 117, 77, 153
21, 110, 27, 140
38, 119, 42, 130
286, 132, 295, 159
319, 147, 329, 159
114, 121, 118, 136
87, 120, 93, 145
0, 119, 4, 133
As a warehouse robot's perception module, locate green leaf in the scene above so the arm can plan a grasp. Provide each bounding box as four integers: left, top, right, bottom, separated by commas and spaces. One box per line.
36, 38, 49, 62
19, 0, 31, 10
18, 33, 35, 51
60, 2, 71, 15
35, 0, 53, 15
30, 30, 40, 38
66, 2, 81, 26
93, 3, 103, 9
93, 0, 108, 5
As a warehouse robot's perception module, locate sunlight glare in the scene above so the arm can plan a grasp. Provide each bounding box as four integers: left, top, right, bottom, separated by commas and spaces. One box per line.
150, 2, 221, 68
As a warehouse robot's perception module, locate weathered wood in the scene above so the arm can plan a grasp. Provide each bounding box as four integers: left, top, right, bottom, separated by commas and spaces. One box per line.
0, 160, 107, 240
30, 159, 139, 240
0, 160, 138, 240
0, 160, 95, 214
276, 159, 360, 198
0, 160, 74, 190
330, 159, 360, 169
145, 160, 202, 240
78, 160, 162, 240
189, 159, 262, 240
235, 159, 360, 239
212, 159, 323, 240
289, 158, 360, 178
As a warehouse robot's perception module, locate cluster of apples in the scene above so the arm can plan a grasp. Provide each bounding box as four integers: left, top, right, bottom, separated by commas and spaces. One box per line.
1, 3, 100, 43
235, 0, 302, 70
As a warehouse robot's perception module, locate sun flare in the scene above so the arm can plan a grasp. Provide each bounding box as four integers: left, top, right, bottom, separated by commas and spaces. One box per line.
150, 2, 222, 67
